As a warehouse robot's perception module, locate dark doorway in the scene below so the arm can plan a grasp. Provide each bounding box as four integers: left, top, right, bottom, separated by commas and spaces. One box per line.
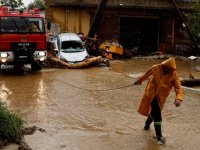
120, 17, 159, 54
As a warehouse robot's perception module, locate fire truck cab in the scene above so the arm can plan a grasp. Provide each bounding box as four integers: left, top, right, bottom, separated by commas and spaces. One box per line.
0, 6, 47, 71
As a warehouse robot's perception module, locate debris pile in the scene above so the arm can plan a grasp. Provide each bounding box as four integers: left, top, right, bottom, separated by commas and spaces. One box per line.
44, 44, 110, 69
46, 54, 104, 69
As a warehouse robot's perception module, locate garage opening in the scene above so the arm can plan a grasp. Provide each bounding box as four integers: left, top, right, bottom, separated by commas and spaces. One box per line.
120, 17, 159, 54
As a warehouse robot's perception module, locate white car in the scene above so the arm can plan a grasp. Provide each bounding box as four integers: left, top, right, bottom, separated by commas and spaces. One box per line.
50, 33, 89, 63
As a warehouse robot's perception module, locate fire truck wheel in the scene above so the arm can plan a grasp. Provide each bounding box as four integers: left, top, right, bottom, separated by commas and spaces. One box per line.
31, 61, 42, 71
14, 64, 24, 73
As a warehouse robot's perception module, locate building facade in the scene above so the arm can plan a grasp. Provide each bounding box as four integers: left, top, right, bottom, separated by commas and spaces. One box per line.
45, 0, 199, 54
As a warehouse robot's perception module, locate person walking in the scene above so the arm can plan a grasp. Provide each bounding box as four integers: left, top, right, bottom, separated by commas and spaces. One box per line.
134, 57, 183, 144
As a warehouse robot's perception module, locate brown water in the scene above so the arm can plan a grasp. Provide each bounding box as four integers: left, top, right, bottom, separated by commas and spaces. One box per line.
1, 58, 200, 150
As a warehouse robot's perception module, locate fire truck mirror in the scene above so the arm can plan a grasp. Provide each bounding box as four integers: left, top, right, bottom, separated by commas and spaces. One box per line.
47, 22, 51, 30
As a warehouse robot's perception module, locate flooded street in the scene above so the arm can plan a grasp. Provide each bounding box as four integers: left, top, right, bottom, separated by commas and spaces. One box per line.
1, 58, 200, 150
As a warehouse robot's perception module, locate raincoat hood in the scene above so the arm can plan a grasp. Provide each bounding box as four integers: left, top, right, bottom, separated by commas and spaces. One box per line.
161, 57, 176, 70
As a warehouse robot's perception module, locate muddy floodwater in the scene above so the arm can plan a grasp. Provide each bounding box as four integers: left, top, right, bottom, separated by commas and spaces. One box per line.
1, 58, 200, 150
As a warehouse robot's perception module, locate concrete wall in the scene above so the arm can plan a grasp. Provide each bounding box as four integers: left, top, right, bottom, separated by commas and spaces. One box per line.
48, 7, 90, 35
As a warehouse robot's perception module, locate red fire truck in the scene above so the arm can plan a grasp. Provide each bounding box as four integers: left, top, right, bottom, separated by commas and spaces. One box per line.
0, 6, 47, 71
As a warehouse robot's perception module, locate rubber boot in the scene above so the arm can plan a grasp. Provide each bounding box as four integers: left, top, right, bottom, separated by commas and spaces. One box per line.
144, 116, 153, 130
154, 124, 165, 145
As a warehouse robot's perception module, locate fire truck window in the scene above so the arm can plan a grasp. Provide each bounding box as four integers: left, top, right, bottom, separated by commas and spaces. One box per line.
28, 19, 43, 32
30, 24, 40, 32
1, 18, 17, 32
0, 17, 44, 33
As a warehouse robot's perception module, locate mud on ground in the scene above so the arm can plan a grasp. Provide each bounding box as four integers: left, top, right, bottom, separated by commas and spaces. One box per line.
1, 57, 200, 150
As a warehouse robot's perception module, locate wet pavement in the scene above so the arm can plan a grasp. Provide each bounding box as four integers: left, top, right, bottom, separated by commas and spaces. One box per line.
1, 58, 200, 150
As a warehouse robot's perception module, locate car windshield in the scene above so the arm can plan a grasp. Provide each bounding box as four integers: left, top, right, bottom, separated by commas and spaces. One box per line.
61, 41, 84, 52
0, 17, 44, 33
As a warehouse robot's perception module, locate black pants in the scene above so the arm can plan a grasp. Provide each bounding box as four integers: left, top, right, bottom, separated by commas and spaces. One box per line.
145, 97, 163, 138
150, 96, 162, 124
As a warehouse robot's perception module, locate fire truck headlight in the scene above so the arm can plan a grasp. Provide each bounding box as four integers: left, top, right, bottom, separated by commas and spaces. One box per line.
38, 52, 46, 57
1, 59, 6, 63
40, 57, 45, 61
0, 53, 8, 58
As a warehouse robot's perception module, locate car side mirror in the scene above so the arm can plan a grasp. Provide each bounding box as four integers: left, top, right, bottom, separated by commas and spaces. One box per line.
54, 49, 58, 54
47, 22, 51, 30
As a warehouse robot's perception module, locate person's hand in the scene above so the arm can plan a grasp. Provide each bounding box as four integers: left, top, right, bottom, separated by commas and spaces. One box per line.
174, 99, 182, 107
133, 81, 141, 85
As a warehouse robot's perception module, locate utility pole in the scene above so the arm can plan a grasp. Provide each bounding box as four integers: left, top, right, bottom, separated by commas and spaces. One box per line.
170, 0, 199, 55
87, 0, 108, 38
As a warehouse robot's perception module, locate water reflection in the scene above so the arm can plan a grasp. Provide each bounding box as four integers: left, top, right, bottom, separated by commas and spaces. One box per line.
0, 72, 48, 109
0, 82, 12, 105
35, 79, 48, 107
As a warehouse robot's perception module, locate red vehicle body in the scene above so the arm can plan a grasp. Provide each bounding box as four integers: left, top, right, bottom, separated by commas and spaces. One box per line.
0, 6, 47, 71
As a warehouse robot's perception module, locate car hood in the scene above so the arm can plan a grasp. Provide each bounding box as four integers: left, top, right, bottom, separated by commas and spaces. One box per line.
59, 50, 88, 63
